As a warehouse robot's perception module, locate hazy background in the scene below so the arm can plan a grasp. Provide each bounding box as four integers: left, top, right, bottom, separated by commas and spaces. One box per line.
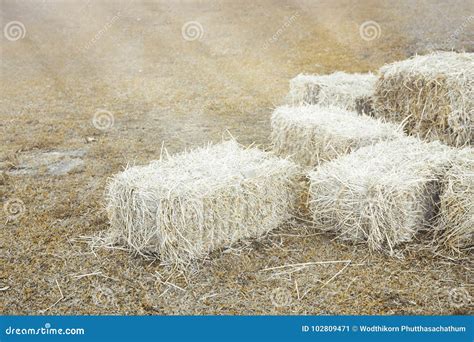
1, 0, 473, 315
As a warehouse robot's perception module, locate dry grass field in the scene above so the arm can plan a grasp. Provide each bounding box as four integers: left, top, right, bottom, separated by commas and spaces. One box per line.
1, 0, 473, 315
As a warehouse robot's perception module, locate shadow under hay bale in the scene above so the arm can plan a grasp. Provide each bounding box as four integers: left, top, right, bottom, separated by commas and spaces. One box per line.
437, 147, 473, 254
103, 141, 301, 267
287, 72, 377, 112
373, 51, 474, 147
308, 137, 456, 256
271, 105, 402, 168
355, 95, 375, 116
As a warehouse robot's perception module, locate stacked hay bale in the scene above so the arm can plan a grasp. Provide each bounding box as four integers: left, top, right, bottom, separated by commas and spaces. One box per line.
288, 72, 377, 112
437, 147, 473, 253
104, 141, 301, 267
308, 137, 456, 255
271, 105, 402, 168
373, 51, 474, 147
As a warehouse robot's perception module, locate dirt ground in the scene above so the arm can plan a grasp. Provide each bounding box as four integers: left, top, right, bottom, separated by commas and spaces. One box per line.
1, 0, 473, 315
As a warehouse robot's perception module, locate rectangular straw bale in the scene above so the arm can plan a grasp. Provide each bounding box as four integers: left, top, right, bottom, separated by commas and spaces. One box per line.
288, 72, 377, 111
104, 141, 300, 266
437, 147, 473, 253
373, 51, 474, 147
308, 137, 456, 255
271, 105, 402, 168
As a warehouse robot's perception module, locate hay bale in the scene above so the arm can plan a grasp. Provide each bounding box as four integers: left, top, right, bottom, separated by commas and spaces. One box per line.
104, 141, 300, 266
437, 147, 473, 253
373, 51, 474, 147
308, 137, 456, 255
271, 105, 402, 168
288, 72, 377, 111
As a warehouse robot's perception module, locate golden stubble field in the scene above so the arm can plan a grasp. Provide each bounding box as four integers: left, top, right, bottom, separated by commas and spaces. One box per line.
1, 0, 473, 315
